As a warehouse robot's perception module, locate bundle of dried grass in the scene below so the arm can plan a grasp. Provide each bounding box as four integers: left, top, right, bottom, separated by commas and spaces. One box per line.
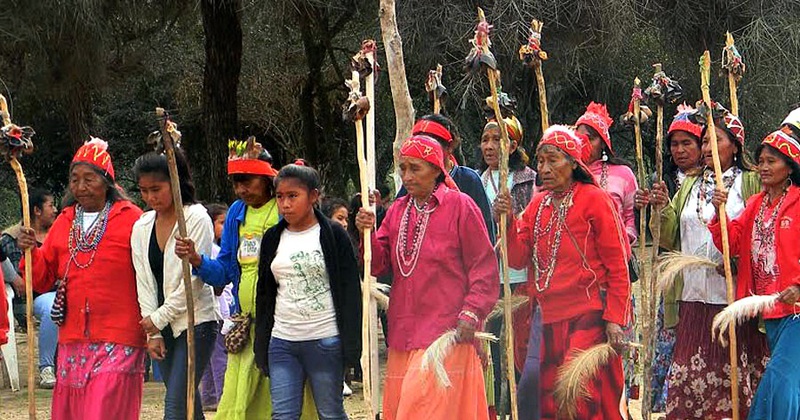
554, 343, 618, 420
712, 294, 779, 346
420, 330, 498, 388
655, 252, 717, 293
486, 294, 530, 322
369, 283, 390, 310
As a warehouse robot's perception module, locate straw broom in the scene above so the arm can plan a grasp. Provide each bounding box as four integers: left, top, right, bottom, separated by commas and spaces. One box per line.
421, 330, 498, 388
654, 252, 717, 294
712, 294, 779, 346
518, 19, 550, 131
486, 295, 529, 322
700, 50, 740, 420
344, 67, 375, 419
155, 108, 197, 420
0, 94, 36, 419
466, 8, 518, 419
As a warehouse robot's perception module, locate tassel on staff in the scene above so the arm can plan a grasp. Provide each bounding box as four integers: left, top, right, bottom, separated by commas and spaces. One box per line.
0, 94, 36, 420
700, 50, 741, 420
518, 18, 550, 131
465, 8, 518, 420
722, 32, 745, 117
425, 64, 445, 115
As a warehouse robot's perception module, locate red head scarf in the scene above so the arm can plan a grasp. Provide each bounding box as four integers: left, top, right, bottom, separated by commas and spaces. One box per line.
762, 130, 800, 166
668, 103, 703, 140
576, 102, 614, 154
399, 135, 458, 190
72, 137, 115, 181
537, 125, 596, 184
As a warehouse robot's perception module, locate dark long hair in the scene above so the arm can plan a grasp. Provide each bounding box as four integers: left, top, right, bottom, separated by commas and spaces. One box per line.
133, 150, 197, 205
754, 143, 800, 186
62, 163, 129, 208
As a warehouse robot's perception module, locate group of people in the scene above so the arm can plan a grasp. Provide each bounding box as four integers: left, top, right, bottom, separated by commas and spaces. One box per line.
0, 100, 798, 420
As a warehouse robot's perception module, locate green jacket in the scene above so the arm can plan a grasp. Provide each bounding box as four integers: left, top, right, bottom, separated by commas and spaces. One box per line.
657, 170, 761, 328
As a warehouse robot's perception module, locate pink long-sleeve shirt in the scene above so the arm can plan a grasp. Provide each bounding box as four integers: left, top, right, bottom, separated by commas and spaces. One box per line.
371, 185, 499, 351
590, 161, 639, 244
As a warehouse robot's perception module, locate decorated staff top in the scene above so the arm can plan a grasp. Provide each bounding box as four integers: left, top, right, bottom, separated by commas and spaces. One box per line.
147, 108, 182, 153
483, 91, 518, 121
0, 94, 34, 160
518, 19, 548, 67
722, 32, 745, 82
465, 8, 497, 71
620, 80, 653, 126
426, 64, 446, 101
351, 39, 378, 79
644, 63, 683, 106
343, 74, 370, 122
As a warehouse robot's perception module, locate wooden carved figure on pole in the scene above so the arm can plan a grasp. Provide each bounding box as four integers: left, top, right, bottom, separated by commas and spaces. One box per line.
699, 50, 741, 420
153, 108, 198, 420
0, 94, 36, 420
465, 8, 518, 420
722, 32, 745, 116
518, 19, 550, 131
641, 63, 682, 420
425, 64, 446, 114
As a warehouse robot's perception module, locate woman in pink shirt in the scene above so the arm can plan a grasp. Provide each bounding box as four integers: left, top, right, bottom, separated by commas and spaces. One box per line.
356, 135, 499, 420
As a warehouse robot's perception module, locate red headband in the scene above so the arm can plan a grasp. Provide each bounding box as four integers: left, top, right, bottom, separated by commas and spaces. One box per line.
762, 130, 800, 166
412, 119, 453, 143
399, 135, 458, 190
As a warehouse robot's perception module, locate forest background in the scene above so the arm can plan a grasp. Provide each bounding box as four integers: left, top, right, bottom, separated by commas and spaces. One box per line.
0, 0, 797, 225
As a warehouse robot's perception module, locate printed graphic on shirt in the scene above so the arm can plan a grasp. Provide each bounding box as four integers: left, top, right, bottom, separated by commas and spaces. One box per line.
238, 233, 261, 265
283, 249, 331, 319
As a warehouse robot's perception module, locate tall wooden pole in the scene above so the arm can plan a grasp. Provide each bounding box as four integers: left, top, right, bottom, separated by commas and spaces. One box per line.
0, 95, 36, 420
723, 32, 744, 117
425, 64, 444, 114
700, 51, 740, 420
155, 108, 196, 420
473, 8, 518, 420
519, 19, 549, 131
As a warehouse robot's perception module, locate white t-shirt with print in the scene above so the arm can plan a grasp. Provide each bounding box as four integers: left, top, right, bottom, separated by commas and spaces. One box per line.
270, 223, 339, 341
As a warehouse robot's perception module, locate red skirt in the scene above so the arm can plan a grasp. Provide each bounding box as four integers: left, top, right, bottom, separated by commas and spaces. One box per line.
539, 311, 626, 420
666, 301, 769, 419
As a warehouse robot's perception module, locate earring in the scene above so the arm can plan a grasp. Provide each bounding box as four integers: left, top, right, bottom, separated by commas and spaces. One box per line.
602, 150, 609, 162
734, 155, 738, 162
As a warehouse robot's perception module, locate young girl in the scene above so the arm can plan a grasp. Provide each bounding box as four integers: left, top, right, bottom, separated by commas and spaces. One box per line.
253, 163, 361, 419
132, 151, 219, 419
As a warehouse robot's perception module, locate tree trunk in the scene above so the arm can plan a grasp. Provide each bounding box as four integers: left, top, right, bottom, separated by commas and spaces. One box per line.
65, 83, 92, 151
379, 0, 414, 173
199, 0, 242, 202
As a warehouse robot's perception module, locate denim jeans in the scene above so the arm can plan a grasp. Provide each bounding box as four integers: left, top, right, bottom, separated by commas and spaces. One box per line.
268, 335, 348, 420
32, 291, 58, 369
158, 321, 217, 420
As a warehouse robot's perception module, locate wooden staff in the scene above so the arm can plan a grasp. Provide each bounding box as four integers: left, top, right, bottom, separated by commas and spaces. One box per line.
468, 8, 518, 420
155, 108, 197, 420
0, 94, 36, 419
344, 71, 375, 419
518, 19, 549, 131
722, 32, 745, 116
425, 64, 444, 114
700, 51, 740, 420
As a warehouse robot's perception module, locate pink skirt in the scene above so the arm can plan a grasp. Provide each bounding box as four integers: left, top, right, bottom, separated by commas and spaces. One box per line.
52, 341, 145, 420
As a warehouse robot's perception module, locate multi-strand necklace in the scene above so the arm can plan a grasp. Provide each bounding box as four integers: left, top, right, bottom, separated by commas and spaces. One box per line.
752, 189, 787, 271
696, 167, 740, 224
531, 184, 576, 292
396, 186, 439, 277
68, 201, 112, 269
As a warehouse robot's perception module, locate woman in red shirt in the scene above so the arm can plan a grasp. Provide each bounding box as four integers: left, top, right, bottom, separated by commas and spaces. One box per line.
356, 134, 499, 420
496, 125, 631, 419
19, 138, 145, 420
710, 129, 800, 419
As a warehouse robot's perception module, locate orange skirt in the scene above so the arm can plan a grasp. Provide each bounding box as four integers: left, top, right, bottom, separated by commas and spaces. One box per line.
383, 344, 488, 420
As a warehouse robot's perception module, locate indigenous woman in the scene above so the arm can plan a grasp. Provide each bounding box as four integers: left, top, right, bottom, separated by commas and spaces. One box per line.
497, 125, 631, 419
132, 151, 219, 419
254, 164, 361, 419
19, 138, 145, 419
709, 129, 800, 419
649, 107, 767, 419
355, 135, 499, 420
399, 114, 496, 243
479, 115, 538, 417
642, 104, 705, 412
175, 139, 316, 419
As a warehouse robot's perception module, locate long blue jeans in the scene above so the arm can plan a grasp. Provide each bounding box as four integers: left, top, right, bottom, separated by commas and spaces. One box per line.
268, 335, 348, 420
32, 291, 57, 369
158, 321, 217, 420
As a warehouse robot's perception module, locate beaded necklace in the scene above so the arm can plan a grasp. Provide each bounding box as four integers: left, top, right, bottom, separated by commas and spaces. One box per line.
696, 167, 740, 224
531, 184, 576, 292
396, 185, 439, 277
753, 189, 787, 246
599, 162, 609, 190
68, 201, 112, 269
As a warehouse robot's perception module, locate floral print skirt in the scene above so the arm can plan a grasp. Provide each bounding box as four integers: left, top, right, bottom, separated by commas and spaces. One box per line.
665, 301, 769, 419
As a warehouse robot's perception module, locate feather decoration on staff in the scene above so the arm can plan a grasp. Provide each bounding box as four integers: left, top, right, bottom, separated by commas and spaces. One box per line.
712, 294, 779, 347
425, 64, 446, 114
421, 330, 499, 388
0, 93, 37, 420
655, 252, 717, 294
554, 343, 618, 420
486, 295, 529, 322
721, 32, 745, 116
518, 18, 550, 131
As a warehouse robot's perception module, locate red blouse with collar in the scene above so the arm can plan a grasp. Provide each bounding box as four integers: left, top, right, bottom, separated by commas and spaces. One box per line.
371, 185, 499, 351
507, 182, 631, 326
